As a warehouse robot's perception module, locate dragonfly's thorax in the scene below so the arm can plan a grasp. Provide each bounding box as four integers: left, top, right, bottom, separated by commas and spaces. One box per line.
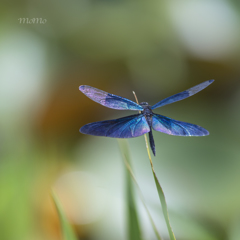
140, 103, 153, 127
142, 107, 152, 116
140, 102, 152, 116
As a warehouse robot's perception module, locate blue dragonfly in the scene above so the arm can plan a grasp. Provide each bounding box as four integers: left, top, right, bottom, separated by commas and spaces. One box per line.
79, 80, 214, 156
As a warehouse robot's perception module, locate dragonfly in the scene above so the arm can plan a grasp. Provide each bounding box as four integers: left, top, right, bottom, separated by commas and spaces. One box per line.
79, 80, 214, 156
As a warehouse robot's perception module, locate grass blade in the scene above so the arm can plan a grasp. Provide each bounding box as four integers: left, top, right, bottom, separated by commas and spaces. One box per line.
119, 139, 142, 240
119, 139, 163, 240
144, 135, 176, 240
126, 163, 142, 240
52, 191, 78, 240
132, 89, 176, 240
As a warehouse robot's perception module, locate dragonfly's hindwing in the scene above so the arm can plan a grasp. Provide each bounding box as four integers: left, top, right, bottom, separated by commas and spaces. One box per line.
80, 114, 150, 138
152, 114, 209, 136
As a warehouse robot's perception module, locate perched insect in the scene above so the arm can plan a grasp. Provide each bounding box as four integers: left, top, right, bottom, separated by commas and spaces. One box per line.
79, 80, 214, 156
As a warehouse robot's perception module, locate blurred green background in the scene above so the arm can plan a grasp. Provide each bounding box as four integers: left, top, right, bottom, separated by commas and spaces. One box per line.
1, 0, 240, 239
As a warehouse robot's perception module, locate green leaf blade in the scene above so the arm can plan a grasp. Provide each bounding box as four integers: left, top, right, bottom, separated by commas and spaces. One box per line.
143, 134, 176, 240
153, 171, 176, 240
119, 139, 142, 240
52, 191, 78, 240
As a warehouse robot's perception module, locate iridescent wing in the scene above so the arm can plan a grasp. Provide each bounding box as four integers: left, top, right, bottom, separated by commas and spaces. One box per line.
152, 114, 209, 136
151, 80, 214, 110
79, 85, 143, 111
80, 114, 150, 138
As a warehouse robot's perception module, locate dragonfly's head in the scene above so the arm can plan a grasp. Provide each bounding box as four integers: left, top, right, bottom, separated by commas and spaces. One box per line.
139, 102, 149, 107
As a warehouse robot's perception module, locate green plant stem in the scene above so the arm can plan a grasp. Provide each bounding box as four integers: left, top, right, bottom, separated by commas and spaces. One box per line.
143, 135, 176, 240
132, 90, 176, 240
123, 158, 163, 240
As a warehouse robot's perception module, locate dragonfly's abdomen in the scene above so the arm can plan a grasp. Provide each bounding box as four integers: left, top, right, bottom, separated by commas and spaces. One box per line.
148, 130, 156, 156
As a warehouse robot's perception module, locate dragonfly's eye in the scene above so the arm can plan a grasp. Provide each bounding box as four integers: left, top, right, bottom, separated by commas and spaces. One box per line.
140, 102, 148, 106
